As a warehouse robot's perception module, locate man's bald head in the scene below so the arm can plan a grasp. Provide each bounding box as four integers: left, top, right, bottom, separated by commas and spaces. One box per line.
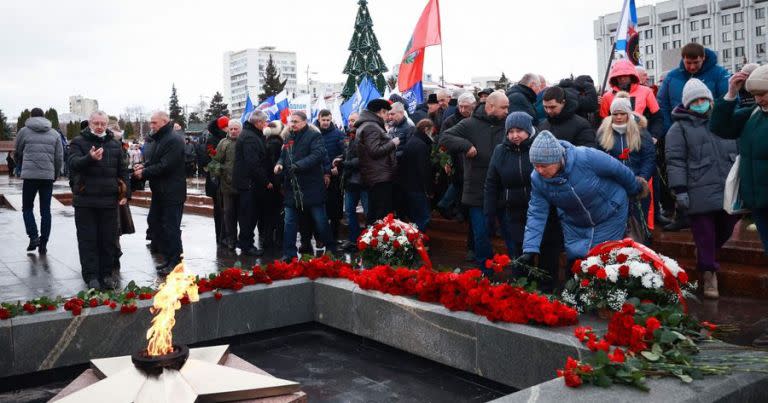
485, 91, 509, 119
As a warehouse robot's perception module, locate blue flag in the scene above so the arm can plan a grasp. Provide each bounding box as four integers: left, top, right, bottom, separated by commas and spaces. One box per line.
400, 81, 423, 114
340, 76, 382, 125
240, 94, 254, 124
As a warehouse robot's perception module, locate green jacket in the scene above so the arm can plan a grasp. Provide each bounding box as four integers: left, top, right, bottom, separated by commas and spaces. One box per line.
213, 136, 238, 195
710, 98, 768, 209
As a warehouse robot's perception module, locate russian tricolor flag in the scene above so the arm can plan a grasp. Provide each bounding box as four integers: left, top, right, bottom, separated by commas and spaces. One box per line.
615, 0, 638, 58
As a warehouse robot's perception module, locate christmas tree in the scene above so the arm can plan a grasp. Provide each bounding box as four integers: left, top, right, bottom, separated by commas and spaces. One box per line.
341, 0, 388, 99
169, 84, 186, 129
259, 54, 287, 101
204, 92, 229, 122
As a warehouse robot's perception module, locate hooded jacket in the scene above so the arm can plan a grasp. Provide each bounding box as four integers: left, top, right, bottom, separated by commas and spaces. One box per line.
666, 106, 738, 214
356, 109, 397, 187
142, 122, 187, 204
439, 104, 506, 206
506, 84, 537, 119
599, 60, 664, 138
538, 89, 598, 148
68, 129, 127, 208
14, 117, 63, 180
657, 48, 730, 132
523, 141, 641, 259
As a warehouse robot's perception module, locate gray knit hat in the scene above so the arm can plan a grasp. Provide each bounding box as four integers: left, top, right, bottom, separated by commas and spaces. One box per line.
529, 130, 565, 164
682, 78, 713, 108
610, 92, 633, 115
746, 64, 768, 94
505, 111, 535, 135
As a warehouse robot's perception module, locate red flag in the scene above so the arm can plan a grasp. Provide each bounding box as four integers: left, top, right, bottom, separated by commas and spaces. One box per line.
398, 0, 441, 92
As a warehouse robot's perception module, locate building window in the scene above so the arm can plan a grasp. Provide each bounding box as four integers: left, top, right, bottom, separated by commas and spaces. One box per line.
758, 43, 766, 54
646, 60, 655, 69
644, 29, 653, 39
673, 40, 681, 48
645, 44, 654, 54
722, 14, 731, 25
691, 36, 699, 43
662, 26, 670, 36
757, 8, 766, 19
723, 31, 731, 42
734, 12, 743, 23
735, 46, 745, 57
648, 76, 655, 85
758, 25, 765, 36
722, 48, 731, 60
690, 20, 699, 31
672, 24, 681, 34
735, 29, 744, 40
662, 42, 670, 50
702, 18, 711, 28
703, 35, 712, 45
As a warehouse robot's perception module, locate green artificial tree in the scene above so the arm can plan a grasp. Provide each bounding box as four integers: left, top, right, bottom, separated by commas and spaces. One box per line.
341, 0, 389, 99
258, 55, 287, 102
168, 84, 186, 129
0, 109, 10, 140
204, 91, 229, 122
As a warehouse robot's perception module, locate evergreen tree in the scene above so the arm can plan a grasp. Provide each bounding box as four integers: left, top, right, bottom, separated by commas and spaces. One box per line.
17, 109, 31, 129
204, 92, 228, 122
188, 112, 202, 124
495, 72, 510, 91
124, 121, 135, 139
44, 108, 60, 130
258, 55, 287, 101
341, 0, 389, 99
168, 84, 186, 129
0, 109, 9, 140
65, 121, 81, 140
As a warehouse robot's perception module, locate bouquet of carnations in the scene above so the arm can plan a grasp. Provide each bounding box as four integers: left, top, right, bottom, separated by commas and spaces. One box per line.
357, 214, 431, 269
561, 239, 696, 313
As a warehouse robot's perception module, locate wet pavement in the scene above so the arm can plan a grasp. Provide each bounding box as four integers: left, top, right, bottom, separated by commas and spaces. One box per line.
0, 323, 514, 403
0, 175, 767, 348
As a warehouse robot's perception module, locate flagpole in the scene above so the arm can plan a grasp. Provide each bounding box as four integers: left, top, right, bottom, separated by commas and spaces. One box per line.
440, 43, 445, 87
600, 41, 617, 94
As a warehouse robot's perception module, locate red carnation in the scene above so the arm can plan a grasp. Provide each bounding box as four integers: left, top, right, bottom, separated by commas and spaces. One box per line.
109, 302, 117, 309
596, 268, 607, 280
677, 271, 689, 284
564, 371, 583, 388
0, 308, 10, 320
619, 265, 630, 278
214, 292, 223, 300
619, 148, 630, 160
72, 306, 82, 316
89, 298, 99, 308
370, 238, 379, 247
580, 278, 590, 287
180, 295, 191, 304
608, 347, 626, 363
645, 317, 661, 338
358, 241, 367, 250
23, 303, 36, 314
616, 253, 628, 263
393, 240, 401, 249
102, 300, 110, 306
47, 305, 56, 311
125, 291, 136, 299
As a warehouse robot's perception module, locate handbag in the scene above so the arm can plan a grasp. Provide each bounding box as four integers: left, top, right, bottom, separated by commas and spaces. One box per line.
723, 155, 749, 215
119, 203, 136, 235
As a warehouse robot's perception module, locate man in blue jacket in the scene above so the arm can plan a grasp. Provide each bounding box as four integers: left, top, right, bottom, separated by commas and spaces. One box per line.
657, 43, 730, 133
517, 131, 648, 265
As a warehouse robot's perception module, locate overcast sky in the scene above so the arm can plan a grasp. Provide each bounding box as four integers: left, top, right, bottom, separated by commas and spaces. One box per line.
0, 0, 649, 119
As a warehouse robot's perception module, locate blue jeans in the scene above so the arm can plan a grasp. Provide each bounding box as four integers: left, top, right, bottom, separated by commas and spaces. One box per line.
437, 183, 458, 209
752, 208, 768, 254
406, 191, 431, 231
344, 186, 369, 243
284, 205, 335, 258
469, 207, 492, 269
22, 179, 54, 242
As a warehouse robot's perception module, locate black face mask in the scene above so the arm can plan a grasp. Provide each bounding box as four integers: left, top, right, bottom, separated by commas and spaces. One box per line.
619, 82, 632, 91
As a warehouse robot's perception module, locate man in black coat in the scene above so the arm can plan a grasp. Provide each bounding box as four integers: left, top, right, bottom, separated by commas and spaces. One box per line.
506, 73, 541, 119
398, 119, 435, 231
357, 99, 399, 222
274, 111, 337, 260
68, 111, 128, 290
538, 86, 597, 148
133, 111, 187, 274
202, 116, 229, 244
410, 93, 440, 125
233, 110, 270, 256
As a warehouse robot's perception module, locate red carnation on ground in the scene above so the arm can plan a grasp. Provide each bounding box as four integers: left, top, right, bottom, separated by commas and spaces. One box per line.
109, 301, 117, 309
89, 298, 99, 308
23, 303, 36, 314
0, 308, 10, 320
125, 291, 136, 299
214, 292, 223, 300
608, 347, 626, 363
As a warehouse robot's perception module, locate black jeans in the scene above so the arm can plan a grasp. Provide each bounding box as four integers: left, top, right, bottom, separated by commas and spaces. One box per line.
237, 188, 262, 249
22, 179, 54, 242
75, 207, 119, 282
151, 199, 184, 264
368, 181, 393, 222
220, 191, 239, 245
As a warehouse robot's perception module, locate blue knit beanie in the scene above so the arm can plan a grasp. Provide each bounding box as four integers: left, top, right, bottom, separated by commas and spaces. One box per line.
529, 130, 565, 164
505, 112, 535, 135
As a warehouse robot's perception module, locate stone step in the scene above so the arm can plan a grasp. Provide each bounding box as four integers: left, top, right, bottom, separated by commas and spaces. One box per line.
676, 257, 768, 300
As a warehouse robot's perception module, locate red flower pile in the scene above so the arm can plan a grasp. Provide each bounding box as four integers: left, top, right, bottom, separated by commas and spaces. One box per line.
485, 254, 512, 274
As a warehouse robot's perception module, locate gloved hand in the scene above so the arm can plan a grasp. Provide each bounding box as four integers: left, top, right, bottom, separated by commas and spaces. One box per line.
675, 192, 690, 210
290, 163, 299, 172
634, 177, 650, 200
515, 253, 537, 267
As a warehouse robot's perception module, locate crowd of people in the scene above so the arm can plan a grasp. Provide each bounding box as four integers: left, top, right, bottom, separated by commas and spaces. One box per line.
10, 42, 768, 298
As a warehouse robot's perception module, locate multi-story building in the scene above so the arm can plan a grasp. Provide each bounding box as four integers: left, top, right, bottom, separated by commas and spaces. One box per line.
222, 46, 298, 119
595, 0, 768, 85
68, 95, 99, 119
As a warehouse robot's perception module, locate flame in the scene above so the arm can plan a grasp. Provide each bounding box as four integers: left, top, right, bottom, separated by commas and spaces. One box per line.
145, 262, 199, 356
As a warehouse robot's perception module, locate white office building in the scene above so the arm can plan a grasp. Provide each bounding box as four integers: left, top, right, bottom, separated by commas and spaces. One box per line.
222, 47, 297, 119
594, 0, 768, 85
68, 95, 99, 119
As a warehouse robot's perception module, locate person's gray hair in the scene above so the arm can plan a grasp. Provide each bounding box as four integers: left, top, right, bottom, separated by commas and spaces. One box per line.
291, 110, 308, 121
390, 102, 406, 113
151, 111, 170, 121
437, 89, 451, 99
249, 110, 268, 124
457, 92, 477, 105
519, 73, 540, 88
89, 110, 109, 121
228, 120, 242, 128
538, 75, 547, 87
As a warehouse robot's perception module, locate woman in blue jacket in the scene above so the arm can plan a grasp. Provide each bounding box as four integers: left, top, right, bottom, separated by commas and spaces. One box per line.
597, 92, 656, 243
517, 131, 648, 264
